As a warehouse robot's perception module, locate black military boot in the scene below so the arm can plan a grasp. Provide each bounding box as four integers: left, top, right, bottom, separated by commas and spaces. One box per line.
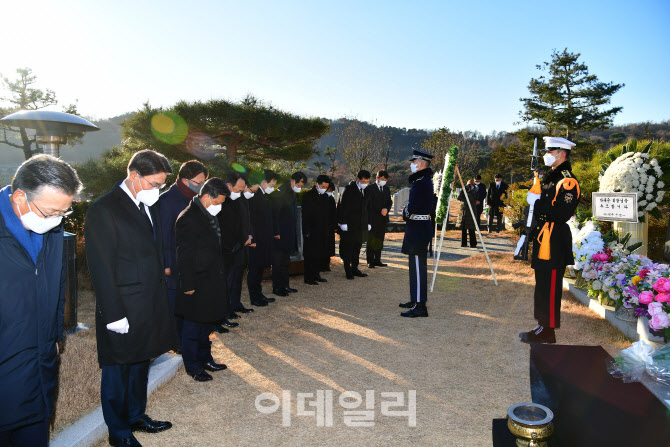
519, 325, 556, 344
401, 302, 428, 318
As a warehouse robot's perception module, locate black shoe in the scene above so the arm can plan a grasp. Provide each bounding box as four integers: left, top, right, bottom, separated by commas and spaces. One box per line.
215, 324, 229, 333
186, 369, 213, 382
273, 288, 289, 296
519, 326, 556, 344
352, 269, 368, 277
399, 301, 414, 308
401, 303, 428, 318
263, 295, 276, 303
316, 276, 327, 282
375, 262, 388, 267
461, 244, 467, 247
109, 435, 142, 446
367, 263, 376, 268
223, 319, 239, 328
285, 287, 298, 293
235, 305, 254, 313
228, 312, 240, 319
130, 414, 173, 434
251, 299, 269, 307
304, 279, 319, 285
346, 272, 355, 279
204, 361, 228, 371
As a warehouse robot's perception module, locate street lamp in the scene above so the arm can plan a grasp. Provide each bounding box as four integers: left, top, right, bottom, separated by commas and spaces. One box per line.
0, 110, 99, 158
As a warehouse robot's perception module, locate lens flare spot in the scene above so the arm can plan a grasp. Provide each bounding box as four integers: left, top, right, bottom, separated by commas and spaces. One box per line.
232, 163, 247, 173
151, 112, 188, 144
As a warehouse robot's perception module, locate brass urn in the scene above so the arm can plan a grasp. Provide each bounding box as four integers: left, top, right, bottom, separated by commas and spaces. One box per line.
506, 403, 554, 447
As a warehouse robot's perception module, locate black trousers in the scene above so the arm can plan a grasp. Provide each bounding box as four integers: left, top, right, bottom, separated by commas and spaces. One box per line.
340, 231, 363, 273
488, 206, 503, 232
304, 251, 322, 282
181, 320, 214, 374
0, 420, 48, 447
247, 264, 266, 301
461, 228, 477, 247
227, 265, 245, 309
101, 361, 150, 440
408, 254, 428, 303
272, 249, 290, 290
534, 268, 564, 329
167, 288, 183, 346
366, 231, 386, 264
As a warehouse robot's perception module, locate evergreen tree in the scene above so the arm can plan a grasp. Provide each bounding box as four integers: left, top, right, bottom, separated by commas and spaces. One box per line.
519, 48, 624, 141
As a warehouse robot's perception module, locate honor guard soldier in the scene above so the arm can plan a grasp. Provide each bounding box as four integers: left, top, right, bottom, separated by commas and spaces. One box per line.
400, 149, 435, 317
520, 137, 580, 344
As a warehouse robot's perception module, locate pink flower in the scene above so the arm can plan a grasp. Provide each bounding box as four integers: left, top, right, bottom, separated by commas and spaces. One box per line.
639, 269, 650, 279
653, 277, 670, 293
655, 293, 670, 303
639, 291, 655, 304
649, 312, 670, 331
648, 302, 665, 315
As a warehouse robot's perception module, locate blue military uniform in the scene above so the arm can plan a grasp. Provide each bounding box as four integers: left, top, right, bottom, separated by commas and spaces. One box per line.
400, 149, 436, 317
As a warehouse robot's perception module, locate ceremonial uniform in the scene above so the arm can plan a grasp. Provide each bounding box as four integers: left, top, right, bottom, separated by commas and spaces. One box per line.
521, 137, 580, 343
400, 149, 435, 317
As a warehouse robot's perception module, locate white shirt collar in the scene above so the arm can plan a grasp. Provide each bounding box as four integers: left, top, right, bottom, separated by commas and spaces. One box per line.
120, 179, 140, 207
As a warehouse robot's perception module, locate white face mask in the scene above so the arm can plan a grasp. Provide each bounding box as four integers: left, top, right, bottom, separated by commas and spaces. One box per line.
543, 153, 556, 167
243, 191, 254, 199
292, 185, 302, 193
317, 187, 326, 195
230, 191, 241, 200
378, 180, 387, 187
205, 197, 222, 216
474, 181, 480, 185
410, 162, 418, 173
264, 186, 274, 195
358, 182, 369, 190
327, 192, 333, 197
495, 181, 501, 186
132, 177, 160, 206
16, 201, 62, 234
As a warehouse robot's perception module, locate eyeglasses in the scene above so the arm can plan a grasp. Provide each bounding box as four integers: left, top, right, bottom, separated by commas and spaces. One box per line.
30, 201, 73, 219
139, 175, 166, 190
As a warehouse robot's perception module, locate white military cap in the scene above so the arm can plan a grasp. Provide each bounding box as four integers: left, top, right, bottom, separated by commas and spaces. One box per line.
543, 136, 576, 151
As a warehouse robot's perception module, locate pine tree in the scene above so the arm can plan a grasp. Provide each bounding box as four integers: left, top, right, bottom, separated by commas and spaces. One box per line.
519, 49, 624, 141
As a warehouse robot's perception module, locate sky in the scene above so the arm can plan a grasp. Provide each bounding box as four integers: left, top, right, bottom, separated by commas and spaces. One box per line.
0, 0, 668, 134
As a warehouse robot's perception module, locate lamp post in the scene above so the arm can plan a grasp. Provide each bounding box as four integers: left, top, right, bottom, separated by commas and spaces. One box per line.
0, 110, 99, 158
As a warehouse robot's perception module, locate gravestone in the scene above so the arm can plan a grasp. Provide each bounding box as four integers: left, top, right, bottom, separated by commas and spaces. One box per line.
393, 188, 410, 215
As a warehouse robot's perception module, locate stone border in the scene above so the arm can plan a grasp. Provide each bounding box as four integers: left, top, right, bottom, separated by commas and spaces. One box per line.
51, 353, 183, 447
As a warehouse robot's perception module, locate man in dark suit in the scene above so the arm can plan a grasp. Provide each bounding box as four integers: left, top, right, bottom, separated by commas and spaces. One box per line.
301, 174, 331, 285
474, 174, 486, 222
367, 170, 393, 268
175, 178, 230, 382
158, 160, 209, 348
85, 150, 178, 447
486, 173, 508, 233
0, 155, 81, 447
338, 170, 372, 279
220, 173, 251, 325
247, 170, 279, 306
271, 172, 306, 296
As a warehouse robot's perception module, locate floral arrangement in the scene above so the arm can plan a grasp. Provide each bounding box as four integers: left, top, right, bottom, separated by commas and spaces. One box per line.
434, 145, 458, 226
569, 218, 605, 270
598, 140, 669, 220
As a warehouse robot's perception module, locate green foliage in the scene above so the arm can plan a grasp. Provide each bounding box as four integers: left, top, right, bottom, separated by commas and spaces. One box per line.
122, 97, 329, 164
503, 180, 533, 232
519, 48, 624, 141
435, 145, 458, 225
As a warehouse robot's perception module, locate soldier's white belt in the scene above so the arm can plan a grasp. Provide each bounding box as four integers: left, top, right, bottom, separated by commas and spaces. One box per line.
409, 214, 430, 221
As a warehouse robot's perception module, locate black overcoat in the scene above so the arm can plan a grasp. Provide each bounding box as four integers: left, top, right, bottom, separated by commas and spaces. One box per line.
531, 161, 580, 271
175, 199, 229, 323
337, 181, 371, 241
85, 184, 178, 365
326, 194, 337, 257
368, 182, 393, 237
301, 187, 330, 258
218, 197, 249, 267
271, 180, 299, 254
401, 168, 435, 256
458, 186, 479, 230
248, 189, 277, 267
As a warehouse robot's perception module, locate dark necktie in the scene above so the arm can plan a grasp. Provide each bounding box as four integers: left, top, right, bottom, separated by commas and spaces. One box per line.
139, 203, 155, 238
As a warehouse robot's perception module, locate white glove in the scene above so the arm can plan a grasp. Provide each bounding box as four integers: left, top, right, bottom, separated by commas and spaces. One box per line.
107, 317, 129, 334
367, 224, 371, 231
526, 192, 541, 206
339, 223, 348, 232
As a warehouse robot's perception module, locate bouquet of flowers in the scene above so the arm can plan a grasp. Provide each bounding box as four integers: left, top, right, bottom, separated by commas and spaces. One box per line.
599, 141, 668, 219
571, 219, 605, 270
